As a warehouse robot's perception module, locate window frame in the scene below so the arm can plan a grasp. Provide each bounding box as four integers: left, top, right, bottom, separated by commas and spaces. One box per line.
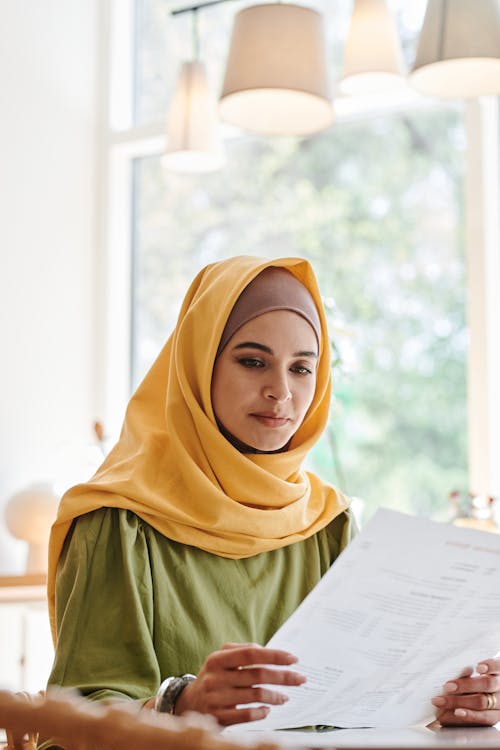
464, 97, 500, 498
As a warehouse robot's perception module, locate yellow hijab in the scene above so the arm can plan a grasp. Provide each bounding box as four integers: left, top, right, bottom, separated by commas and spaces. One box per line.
48, 255, 349, 633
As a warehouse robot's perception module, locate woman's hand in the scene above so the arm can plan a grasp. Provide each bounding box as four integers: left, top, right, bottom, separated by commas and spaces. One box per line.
175, 642, 306, 726
432, 658, 500, 726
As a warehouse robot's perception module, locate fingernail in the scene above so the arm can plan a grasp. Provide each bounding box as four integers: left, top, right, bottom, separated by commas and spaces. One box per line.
443, 682, 458, 693
432, 697, 446, 707
477, 663, 488, 674
280, 695, 289, 704
454, 709, 467, 717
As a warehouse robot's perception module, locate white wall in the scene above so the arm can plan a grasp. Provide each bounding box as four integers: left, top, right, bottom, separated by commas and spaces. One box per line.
0, 1, 101, 571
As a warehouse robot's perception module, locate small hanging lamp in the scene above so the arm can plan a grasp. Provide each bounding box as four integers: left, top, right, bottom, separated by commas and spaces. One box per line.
219, 3, 334, 137
410, 0, 500, 98
163, 10, 224, 172
339, 0, 406, 96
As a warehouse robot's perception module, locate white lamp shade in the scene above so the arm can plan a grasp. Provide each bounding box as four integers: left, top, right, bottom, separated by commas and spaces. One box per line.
339, 0, 406, 95
219, 3, 334, 136
410, 0, 500, 98
4, 483, 59, 573
163, 60, 225, 173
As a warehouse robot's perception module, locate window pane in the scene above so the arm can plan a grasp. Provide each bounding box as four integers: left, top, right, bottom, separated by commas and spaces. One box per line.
131, 106, 467, 521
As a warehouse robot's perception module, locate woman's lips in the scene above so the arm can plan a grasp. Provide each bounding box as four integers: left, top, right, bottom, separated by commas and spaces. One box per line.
251, 413, 291, 428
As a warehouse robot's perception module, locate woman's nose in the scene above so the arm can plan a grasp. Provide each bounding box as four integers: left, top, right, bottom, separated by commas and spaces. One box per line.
263, 372, 292, 402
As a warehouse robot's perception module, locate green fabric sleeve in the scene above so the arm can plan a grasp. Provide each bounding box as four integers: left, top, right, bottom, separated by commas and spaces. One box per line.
48, 506, 355, 706
48, 508, 160, 703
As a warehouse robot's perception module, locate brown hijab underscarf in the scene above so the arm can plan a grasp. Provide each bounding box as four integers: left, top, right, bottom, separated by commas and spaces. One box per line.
216, 266, 321, 356
48, 255, 349, 637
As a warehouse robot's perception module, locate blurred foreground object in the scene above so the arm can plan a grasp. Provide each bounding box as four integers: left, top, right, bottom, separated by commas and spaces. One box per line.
0, 689, 280, 750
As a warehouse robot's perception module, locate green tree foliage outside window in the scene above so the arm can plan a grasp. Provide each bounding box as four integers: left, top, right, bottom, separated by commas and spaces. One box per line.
131, 106, 467, 524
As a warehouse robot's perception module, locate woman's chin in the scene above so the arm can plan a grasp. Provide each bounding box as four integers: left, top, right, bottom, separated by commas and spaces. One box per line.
245, 433, 291, 453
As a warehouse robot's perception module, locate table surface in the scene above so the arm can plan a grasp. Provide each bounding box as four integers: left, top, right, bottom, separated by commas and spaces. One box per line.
2, 720, 499, 748
226, 725, 500, 749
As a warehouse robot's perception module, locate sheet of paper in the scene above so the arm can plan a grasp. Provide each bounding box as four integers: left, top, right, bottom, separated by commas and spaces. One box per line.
235, 509, 500, 730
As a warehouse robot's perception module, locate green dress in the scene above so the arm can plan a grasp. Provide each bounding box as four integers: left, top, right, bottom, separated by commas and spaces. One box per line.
48, 507, 355, 704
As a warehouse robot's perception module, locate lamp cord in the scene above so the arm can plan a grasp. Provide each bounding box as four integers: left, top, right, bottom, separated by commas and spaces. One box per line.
438, 0, 448, 59
171, 0, 241, 17
192, 8, 199, 60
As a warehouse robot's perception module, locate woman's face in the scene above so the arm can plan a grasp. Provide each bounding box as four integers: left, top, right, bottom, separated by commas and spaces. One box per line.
211, 309, 319, 452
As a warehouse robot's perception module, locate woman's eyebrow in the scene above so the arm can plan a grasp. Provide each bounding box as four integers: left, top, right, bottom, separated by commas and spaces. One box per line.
233, 341, 272, 354
232, 341, 318, 358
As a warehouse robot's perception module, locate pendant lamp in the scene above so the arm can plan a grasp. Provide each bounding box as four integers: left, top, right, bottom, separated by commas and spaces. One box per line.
410, 0, 500, 98
163, 60, 224, 172
339, 0, 406, 96
219, 3, 334, 137
163, 11, 224, 173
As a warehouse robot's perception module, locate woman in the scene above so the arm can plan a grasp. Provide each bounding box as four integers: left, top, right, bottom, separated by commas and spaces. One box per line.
47, 255, 500, 728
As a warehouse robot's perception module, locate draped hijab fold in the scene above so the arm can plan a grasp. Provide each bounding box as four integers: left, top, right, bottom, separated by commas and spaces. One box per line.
48, 255, 349, 637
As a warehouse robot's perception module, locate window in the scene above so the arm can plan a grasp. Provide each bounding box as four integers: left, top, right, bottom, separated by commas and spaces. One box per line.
103, 0, 500, 524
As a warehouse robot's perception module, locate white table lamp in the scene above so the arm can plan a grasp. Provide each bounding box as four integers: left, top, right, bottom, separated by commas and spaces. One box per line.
4, 483, 60, 574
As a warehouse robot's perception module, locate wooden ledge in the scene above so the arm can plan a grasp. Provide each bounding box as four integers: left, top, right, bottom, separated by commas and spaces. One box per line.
0, 574, 47, 603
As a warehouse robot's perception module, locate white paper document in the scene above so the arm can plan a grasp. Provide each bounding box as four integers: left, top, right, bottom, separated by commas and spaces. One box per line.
239, 509, 500, 730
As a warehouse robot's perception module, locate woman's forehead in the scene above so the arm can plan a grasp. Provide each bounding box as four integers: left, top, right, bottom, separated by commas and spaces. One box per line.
229, 310, 319, 350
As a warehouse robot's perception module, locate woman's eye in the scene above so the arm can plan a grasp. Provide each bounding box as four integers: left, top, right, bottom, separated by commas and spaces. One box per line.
237, 357, 265, 368
291, 364, 313, 375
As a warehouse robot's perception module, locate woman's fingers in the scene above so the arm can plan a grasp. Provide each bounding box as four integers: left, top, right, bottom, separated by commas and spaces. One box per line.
477, 658, 500, 676
434, 659, 500, 727
442, 674, 500, 695
176, 643, 305, 725
232, 665, 306, 688
437, 707, 500, 727
207, 644, 299, 670
455, 665, 474, 678
207, 686, 290, 709
432, 692, 499, 712
213, 706, 270, 727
